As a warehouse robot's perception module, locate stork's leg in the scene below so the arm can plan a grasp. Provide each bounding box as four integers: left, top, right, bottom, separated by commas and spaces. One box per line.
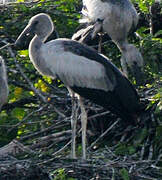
71, 92, 78, 159
98, 33, 103, 53
120, 56, 128, 77
79, 96, 87, 159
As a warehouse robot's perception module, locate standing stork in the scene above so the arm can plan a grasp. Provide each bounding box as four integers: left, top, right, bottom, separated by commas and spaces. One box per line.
0, 56, 9, 111
77, 0, 144, 85
15, 13, 142, 159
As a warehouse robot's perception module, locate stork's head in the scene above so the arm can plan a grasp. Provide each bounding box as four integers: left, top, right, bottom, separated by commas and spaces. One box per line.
15, 13, 54, 46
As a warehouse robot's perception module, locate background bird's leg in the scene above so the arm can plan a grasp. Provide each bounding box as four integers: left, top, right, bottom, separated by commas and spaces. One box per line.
79, 96, 87, 159
98, 33, 103, 53
120, 56, 128, 77
70, 91, 78, 159
91, 19, 103, 53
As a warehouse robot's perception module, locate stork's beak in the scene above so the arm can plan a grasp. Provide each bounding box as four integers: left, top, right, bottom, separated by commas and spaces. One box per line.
15, 24, 33, 47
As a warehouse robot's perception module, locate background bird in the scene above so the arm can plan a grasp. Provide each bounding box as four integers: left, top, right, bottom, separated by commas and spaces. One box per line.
15, 13, 143, 159
75, 0, 144, 85
0, 56, 9, 111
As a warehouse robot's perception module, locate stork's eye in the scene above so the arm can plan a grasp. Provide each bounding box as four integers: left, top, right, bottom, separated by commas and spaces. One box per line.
33, 20, 39, 26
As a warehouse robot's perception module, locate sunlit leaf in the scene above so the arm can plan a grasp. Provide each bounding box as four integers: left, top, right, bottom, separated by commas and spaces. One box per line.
43, 76, 52, 84
14, 87, 23, 99
29, 91, 35, 96
18, 50, 29, 57
34, 79, 49, 92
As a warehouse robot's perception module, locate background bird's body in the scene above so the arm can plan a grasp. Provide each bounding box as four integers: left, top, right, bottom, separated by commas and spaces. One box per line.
80, 0, 144, 85
81, 0, 138, 43
0, 56, 8, 111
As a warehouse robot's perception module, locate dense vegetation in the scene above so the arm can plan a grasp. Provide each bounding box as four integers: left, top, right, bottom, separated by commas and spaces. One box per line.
0, 0, 161, 179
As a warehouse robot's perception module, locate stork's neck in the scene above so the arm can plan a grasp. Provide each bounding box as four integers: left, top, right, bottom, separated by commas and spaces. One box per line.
29, 35, 43, 56
28, 34, 54, 78
116, 40, 129, 53
29, 30, 51, 50
0, 64, 7, 82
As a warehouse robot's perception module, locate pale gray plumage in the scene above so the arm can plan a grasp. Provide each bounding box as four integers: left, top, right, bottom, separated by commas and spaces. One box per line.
41, 40, 115, 91
0, 56, 8, 111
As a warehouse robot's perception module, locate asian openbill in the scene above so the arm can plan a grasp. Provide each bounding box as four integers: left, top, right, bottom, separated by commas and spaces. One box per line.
15, 13, 142, 159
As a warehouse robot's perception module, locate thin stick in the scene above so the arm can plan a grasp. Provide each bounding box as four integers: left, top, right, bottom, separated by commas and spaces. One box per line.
88, 119, 120, 149
88, 110, 110, 120
0, 43, 14, 51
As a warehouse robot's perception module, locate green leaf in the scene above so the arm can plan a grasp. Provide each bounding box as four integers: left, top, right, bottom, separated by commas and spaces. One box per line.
11, 108, 26, 121
128, 146, 136, 155
120, 168, 130, 180
115, 143, 128, 155
18, 50, 29, 57
134, 128, 148, 145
